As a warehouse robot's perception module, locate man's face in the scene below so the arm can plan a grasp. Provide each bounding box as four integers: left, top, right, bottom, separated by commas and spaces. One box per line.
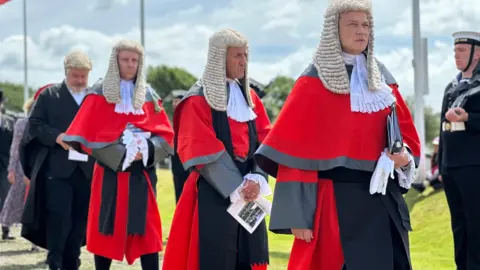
226, 46, 247, 80
454, 44, 480, 71
433, 145, 439, 153
66, 68, 89, 92
172, 98, 182, 110
338, 11, 370, 55
118, 50, 140, 81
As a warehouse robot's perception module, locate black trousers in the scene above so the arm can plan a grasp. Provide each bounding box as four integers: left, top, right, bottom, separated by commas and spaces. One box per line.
173, 174, 185, 203
45, 168, 90, 270
0, 173, 10, 211
94, 253, 159, 270
341, 217, 409, 270
443, 167, 480, 270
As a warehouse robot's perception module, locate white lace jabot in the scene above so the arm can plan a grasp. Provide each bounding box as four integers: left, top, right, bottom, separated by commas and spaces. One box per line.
226, 80, 257, 122
343, 52, 396, 113
114, 80, 145, 115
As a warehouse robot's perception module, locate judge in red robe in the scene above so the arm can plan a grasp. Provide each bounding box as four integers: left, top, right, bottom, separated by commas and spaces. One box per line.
254, 1, 421, 270
62, 40, 173, 270
162, 29, 272, 270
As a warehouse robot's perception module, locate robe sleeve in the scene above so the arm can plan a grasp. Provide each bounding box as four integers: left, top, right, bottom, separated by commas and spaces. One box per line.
145, 102, 174, 167
269, 165, 318, 234
251, 90, 272, 180
176, 96, 243, 198
28, 90, 62, 147
391, 85, 421, 167
391, 85, 421, 192
90, 143, 126, 172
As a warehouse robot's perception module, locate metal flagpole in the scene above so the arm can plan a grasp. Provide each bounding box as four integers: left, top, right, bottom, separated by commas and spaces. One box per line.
23, 0, 28, 103
140, 0, 145, 47
412, 0, 427, 181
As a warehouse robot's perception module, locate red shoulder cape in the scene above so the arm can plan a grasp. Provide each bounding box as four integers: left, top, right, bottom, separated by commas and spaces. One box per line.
172, 88, 271, 169
255, 75, 421, 177
63, 93, 173, 150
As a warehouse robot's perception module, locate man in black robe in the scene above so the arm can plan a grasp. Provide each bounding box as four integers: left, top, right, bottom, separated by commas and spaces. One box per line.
20, 51, 95, 270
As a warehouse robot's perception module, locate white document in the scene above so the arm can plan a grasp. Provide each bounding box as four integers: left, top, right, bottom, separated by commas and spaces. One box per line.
68, 148, 89, 162
227, 197, 272, 234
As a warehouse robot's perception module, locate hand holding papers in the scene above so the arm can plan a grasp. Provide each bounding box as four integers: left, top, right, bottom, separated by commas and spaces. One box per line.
227, 196, 272, 234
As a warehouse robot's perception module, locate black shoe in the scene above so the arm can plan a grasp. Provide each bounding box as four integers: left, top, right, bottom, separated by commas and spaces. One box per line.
1, 226, 15, 240
411, 183, 426, 193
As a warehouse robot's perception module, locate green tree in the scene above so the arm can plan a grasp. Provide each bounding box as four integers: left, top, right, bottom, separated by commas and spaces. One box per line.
262, 76, 295, 121
405, 96, 441, 147
0, 82, 33, 112
146, 65, 198, 119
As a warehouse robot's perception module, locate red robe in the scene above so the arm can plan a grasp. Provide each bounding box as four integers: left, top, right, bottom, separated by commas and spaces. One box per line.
63, 92, 173, 264
254, 64, 421, 270
162, 88, 271, 270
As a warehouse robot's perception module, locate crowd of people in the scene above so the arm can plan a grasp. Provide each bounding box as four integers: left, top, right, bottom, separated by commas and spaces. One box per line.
0, 0, 479, 269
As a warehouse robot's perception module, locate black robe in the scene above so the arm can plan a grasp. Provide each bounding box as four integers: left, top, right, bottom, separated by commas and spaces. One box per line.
20, 82, 95, 248
0, 114, 14, 211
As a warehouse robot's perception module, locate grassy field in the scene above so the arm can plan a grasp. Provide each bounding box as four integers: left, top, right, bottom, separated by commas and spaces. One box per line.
0, 170, 454, 269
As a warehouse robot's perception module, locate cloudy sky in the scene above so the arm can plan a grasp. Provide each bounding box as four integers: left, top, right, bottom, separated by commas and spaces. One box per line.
0, 0, 478, 112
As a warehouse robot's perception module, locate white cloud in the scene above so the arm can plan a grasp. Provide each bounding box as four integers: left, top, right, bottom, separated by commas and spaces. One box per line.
385, 0, 480, 37
92, 0, 131, 10
0, 0, 475, 113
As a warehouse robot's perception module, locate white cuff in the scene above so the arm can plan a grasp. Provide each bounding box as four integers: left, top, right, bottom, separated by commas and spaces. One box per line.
395, 152, 416, 190
229, 173, 272, 203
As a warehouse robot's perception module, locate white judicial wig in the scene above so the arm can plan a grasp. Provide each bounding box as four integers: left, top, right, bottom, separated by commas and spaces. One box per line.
313, 0, 382, 94
201, 28, 253, 111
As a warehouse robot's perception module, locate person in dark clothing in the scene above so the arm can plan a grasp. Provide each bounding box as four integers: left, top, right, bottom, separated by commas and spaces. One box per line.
0, 88, 15, 240
169, 90, 189, 203
438, 30, 480, 270
411, 137, 443, 193
20, 51, 95, 270
249, 78, 266, 99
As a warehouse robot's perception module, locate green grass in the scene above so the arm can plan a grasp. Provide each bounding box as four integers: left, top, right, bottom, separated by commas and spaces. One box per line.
156, 169, 292, 270
407, 189, 455, 270
0, 170, 455, 269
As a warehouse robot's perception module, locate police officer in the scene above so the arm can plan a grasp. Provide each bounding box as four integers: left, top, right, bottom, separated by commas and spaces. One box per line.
438, 31, 480, 270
